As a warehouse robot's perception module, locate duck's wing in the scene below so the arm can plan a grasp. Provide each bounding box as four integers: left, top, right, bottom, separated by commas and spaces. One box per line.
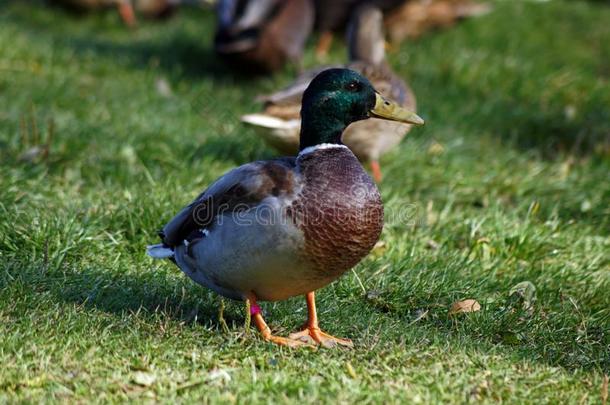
159, 157, 298, 247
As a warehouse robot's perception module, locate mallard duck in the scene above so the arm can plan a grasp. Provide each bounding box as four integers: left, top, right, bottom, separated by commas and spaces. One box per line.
214, 0, 315, 73
384, 0, 491, 44
241, 4, 416, 182
147, 68, 423, 347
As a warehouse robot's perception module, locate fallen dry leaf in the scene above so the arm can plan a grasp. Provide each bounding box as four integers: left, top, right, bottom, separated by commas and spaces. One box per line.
602, 375, 608, 405
449, 299, 481, 315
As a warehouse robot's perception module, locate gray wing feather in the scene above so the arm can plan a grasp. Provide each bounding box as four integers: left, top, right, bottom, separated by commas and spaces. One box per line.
160, 158, 297, 247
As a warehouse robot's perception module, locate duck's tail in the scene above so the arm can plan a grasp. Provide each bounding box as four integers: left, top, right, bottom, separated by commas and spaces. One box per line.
241, 114, 300, 154
146, 243, 174, 259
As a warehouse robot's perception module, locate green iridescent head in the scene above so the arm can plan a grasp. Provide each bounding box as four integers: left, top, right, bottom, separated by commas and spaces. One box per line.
299, 68, 424, 151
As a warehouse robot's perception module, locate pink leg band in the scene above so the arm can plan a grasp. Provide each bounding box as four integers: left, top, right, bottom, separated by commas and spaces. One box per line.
250, 303, 262, 316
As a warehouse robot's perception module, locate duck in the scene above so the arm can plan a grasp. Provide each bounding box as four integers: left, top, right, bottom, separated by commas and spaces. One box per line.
214, 0, 315, 73
241, 4, 417, 182
384, 0, 491, 44
147, 68, 424, 347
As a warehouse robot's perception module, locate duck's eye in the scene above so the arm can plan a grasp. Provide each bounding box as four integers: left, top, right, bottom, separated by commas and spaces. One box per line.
346, 81, 361, 92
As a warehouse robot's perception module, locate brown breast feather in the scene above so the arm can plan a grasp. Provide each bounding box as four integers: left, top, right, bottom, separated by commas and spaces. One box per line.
291, 147, 384, 278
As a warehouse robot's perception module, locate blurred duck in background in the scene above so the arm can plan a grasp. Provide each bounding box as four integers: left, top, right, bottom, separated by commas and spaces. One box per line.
314, 0, 490, 58
214, 0, 490, 71
214, 0, 315, 73
384, 0, 491, 44
242, 4, 418, 182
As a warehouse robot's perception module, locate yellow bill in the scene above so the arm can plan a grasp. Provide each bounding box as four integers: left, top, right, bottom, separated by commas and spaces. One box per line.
370, 93, 424, 125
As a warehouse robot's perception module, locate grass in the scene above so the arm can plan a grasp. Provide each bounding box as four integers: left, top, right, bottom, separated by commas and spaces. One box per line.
1, 0, 609, 402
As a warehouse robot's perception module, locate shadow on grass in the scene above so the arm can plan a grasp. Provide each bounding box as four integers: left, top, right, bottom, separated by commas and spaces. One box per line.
2, 259, 232, 329
3, 256, 608, 373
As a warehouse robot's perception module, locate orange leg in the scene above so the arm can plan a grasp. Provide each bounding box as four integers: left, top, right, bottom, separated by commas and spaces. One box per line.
117, 0, 136, 27
315, 31, 334, 60
245, 293, 313, 348
289, 292, 354, 348
370, 160, 383, 183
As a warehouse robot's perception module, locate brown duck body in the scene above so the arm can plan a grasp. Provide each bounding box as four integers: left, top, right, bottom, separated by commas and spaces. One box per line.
384, 0, 491, 43
157, 145, 382, 302
214, 0, 315, 73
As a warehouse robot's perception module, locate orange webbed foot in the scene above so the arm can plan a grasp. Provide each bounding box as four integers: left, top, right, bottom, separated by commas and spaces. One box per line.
265, 333, 317, 348
289, 292, 354, 348
246, 294, 316, 349
289, 327, 353, 348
